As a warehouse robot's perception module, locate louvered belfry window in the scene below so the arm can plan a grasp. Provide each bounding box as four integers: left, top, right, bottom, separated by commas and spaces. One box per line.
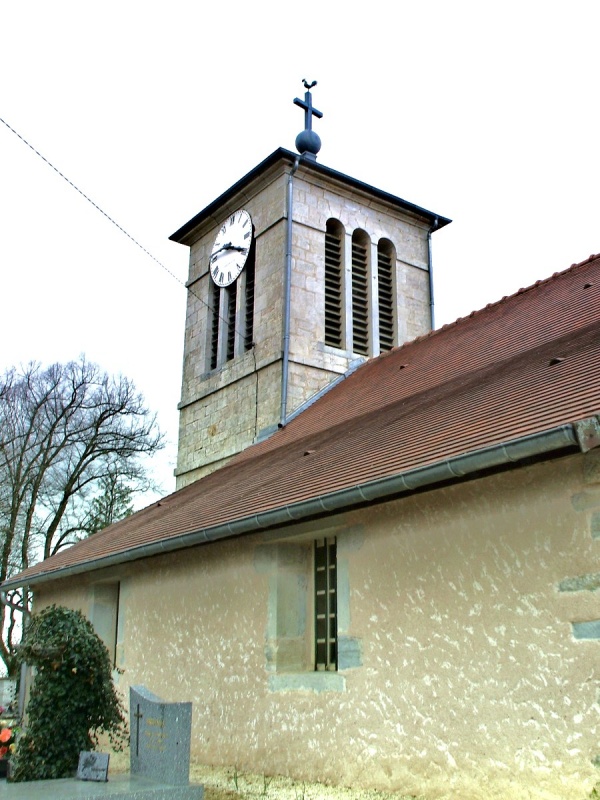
324, 221, 343, 348
378, 240, 394, 352
351, 232, 369, 356
244, 250, 255, 352
208, 237, 255, 370
314, 537, 337, 671
209, 279, 220, 370
225, 285, 236, 362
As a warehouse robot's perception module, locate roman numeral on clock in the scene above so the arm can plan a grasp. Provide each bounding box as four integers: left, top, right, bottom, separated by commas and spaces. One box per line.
209, 209, 252, 287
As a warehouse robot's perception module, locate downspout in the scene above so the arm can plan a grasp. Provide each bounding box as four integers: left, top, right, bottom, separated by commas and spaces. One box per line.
280, 155, 301, 428
428, 217, 440, 330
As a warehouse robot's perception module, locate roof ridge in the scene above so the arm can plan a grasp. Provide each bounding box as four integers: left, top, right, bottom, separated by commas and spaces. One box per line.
404, 252, 600, 348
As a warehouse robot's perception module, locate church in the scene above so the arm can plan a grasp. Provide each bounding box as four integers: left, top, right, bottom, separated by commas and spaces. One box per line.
4, 85, 600, 799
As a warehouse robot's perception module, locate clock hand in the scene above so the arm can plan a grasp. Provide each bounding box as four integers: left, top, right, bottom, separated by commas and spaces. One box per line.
211, 241, 233, 258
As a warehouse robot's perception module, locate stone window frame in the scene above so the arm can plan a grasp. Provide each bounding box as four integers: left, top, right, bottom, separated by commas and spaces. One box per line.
259, 529, 362, 693
89, 581, 122, 669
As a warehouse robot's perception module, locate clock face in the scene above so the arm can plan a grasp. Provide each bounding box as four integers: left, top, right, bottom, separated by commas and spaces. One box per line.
209, 209, 253, 287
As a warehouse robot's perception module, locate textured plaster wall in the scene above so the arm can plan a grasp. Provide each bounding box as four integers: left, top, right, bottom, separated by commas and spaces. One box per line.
338, 454, 600, 799
34, 451, 600, 797
35, 452, 600, 799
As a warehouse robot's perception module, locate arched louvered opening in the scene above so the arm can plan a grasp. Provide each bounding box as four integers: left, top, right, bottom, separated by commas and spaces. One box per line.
351, 230, 370, 356
244, 242, 255, 352
378, 238, 395, 352
208, 232, 255, 370
324, 220, 343, 348
209, 279, 220, 370
225, 284, 236, 362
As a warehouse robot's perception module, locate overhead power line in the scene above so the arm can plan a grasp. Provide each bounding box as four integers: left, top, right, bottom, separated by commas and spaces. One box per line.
0, 114, 249, 341
0, 115, 184, 289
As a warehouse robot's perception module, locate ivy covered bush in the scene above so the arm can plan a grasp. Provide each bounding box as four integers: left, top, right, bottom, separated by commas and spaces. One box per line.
11, 605, 128, 782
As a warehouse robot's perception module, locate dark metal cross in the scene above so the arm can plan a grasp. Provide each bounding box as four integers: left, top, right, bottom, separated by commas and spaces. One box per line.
294, 79, 323, 131
133, 705, 143, 756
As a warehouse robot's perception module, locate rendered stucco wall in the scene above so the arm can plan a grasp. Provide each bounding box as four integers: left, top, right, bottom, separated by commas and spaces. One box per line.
35, 451, 600, 799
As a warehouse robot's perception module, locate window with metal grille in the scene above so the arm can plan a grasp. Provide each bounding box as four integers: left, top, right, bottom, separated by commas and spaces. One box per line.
378, 239, 395, 352
351, 232, 369, 356
324, 220, 343, 348
314, 537, 337, 671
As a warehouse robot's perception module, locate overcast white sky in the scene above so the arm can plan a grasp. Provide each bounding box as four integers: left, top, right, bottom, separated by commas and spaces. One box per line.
1, 2, 598, 500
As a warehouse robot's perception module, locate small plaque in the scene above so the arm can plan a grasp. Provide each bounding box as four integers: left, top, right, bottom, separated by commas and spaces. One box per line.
77, 751, 110, 782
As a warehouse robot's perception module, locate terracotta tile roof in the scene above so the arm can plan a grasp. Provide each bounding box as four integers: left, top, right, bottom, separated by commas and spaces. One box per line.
5, 254, 600, 588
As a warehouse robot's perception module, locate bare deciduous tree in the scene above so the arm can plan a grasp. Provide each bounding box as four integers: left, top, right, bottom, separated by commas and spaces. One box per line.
0, 357, 163, 674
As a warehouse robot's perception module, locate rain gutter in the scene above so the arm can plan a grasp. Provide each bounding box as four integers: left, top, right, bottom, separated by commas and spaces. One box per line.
2, 422, 584, 591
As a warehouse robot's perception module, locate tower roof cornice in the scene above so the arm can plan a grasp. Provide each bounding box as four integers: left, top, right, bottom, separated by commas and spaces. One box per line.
169, 148, 451, 245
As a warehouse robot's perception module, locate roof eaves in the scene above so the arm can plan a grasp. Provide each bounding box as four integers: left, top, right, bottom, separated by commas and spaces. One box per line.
169, 148, 450, 244
2, 421, 582, 591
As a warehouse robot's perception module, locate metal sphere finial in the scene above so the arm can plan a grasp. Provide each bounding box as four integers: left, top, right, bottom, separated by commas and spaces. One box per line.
293, 80, 323, 161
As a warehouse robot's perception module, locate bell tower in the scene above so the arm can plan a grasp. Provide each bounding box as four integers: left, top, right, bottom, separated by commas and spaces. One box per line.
171, 83, 450, 488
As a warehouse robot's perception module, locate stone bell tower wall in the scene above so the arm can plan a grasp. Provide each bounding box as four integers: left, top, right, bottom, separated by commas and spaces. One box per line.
173, 151, 444, 488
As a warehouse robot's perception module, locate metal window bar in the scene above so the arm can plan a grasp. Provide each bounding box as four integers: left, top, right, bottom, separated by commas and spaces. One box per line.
314, 537, 337, 671
378, 249, 394, 351
324, 231, 343, 348
351, 241, 369, 355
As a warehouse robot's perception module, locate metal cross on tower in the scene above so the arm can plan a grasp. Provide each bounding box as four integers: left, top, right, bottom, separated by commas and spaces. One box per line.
294, 79, 322, 160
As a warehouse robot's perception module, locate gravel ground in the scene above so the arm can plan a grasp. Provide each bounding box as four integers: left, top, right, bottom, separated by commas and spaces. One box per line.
109, 752, 422, 800
188, 763, 422, 800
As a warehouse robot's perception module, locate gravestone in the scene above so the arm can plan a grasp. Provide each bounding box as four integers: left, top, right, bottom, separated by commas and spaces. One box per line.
77, 751, 110, 782
130, 685, 193, 787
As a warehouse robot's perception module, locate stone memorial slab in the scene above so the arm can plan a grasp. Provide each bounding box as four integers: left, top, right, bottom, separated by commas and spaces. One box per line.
77, 751, 110, 781
130, 685, 192, 787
